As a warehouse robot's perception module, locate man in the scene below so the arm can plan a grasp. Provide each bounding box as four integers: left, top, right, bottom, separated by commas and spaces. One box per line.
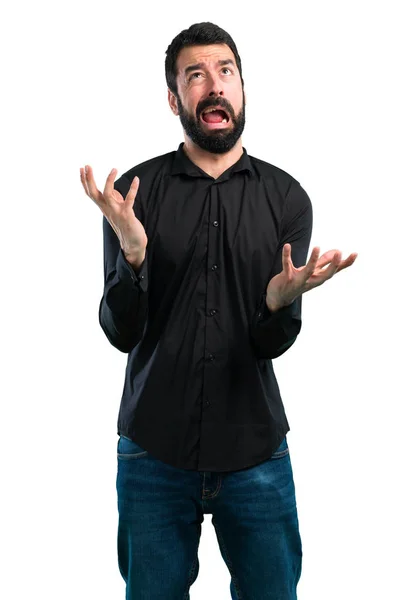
80, 22, 357, 600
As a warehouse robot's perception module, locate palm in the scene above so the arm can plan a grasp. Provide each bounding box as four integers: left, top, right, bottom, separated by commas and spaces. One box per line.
266, 244, 358, 309
80, 165, 148, 251
111, 189, 125, 205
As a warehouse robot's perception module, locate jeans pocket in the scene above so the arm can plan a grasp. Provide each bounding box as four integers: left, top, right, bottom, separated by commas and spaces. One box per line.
269, 436, 289, 460
117, 435, 149, 459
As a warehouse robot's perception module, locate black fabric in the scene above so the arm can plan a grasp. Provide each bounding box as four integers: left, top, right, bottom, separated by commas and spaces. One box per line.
99, 142, 313, 471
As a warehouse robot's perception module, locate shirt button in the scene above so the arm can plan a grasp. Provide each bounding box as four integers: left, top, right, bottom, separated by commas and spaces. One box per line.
211, 264, 218, 271
208, 309, 217, 316
208, 354, 215, 361
213, 220, 219, 227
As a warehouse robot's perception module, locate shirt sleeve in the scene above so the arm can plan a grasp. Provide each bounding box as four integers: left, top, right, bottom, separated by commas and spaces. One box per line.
250, 179, 313, 359
98, 175, 149, 353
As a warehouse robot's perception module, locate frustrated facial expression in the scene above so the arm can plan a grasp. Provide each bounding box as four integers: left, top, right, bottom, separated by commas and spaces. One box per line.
170, 44, 246, 154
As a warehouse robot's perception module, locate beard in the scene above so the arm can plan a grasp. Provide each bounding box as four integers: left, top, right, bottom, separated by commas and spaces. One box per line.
176, 91, 246, 154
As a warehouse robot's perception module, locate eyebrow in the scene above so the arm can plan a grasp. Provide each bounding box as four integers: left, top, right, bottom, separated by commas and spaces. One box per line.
184, 59, 235, 79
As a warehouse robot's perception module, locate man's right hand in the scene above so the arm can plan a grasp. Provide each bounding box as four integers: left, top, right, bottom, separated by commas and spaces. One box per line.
80, 165, 148, 259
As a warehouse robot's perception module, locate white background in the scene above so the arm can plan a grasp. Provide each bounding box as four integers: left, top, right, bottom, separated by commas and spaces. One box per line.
1, 1, 399, 598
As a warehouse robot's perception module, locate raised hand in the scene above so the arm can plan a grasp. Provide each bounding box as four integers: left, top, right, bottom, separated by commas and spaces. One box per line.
266, 244, 358, 312
80, 165, 148, 257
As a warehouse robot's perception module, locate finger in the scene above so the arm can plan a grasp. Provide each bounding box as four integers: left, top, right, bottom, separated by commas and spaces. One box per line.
335, 252, 358, 273
327, 251, 342, 276
282, 244, 292, 273
103, 167, 118, 200
125, 176, 140, 209
84, 165, 103, 204
318, 251, 343, 282
306, 251, 344, 289
316, 249, 341, 270
304, 247, 320, 279
80, 167, 89, 196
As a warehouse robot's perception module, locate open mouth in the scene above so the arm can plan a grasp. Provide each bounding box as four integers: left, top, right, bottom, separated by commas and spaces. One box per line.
200, 107, 230, 128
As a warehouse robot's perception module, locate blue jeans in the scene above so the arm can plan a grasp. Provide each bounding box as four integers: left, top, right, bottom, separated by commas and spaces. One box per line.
116, 434, 302, 599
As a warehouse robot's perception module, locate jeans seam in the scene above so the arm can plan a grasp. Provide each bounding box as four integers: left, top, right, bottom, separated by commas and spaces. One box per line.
183, 555, 198, 599
270, 448, 289, 459
214, 522, 243, 600
202, 474, 223, 499
117, 452, 149, 459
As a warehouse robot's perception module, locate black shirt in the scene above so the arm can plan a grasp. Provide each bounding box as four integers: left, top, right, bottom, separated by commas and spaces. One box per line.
99, 142, 313, 472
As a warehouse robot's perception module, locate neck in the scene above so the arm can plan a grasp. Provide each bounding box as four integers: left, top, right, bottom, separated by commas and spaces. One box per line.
182, 136, 243, 180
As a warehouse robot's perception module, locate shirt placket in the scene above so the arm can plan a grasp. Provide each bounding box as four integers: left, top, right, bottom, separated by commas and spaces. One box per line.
202, 181, 221, 413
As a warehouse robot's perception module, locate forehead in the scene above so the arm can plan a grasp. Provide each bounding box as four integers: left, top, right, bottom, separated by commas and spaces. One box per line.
176, 44, 237, 76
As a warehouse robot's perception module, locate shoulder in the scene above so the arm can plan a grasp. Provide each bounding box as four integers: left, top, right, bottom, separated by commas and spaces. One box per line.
114, 149, 175, 194
248, 153, 301, 191
248, 153, 311, 211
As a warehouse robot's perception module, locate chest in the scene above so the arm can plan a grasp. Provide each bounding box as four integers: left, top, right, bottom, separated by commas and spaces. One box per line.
141, 177, 284, 272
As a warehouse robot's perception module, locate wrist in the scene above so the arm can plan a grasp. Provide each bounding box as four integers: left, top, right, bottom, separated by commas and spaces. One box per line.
266, 301, 280, 313
122, 247, 146, 269
266, 295, 282, 313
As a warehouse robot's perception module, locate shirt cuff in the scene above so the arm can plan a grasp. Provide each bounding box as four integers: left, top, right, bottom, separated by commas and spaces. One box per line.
116, 248, 148, 293
256, 292, 300, 323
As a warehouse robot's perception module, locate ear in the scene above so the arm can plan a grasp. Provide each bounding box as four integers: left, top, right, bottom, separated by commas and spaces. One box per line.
168, 89, 179, 116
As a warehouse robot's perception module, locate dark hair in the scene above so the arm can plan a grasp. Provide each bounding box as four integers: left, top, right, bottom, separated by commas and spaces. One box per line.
165, 22, 244, 98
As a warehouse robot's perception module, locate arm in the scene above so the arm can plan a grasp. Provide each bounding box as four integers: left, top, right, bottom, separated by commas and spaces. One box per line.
250, 180, 313, 359
98, 175, 149, 353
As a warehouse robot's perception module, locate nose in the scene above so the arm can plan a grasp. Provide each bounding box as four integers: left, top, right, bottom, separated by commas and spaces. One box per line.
206, 72, 225, 98
209, 90, 224, 98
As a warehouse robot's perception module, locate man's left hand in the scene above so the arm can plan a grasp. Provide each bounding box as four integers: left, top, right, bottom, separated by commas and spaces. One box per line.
266, 244, 358, 312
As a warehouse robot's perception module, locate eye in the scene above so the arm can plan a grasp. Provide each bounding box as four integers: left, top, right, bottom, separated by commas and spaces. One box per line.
189, 67, 233, 82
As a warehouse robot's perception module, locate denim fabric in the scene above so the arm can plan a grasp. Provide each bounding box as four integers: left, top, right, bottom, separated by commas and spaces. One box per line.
116, 434, 302, 599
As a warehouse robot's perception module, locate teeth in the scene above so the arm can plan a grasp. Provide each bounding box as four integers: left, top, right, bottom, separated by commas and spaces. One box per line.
203, 107, 227, 115
222, 118, 227, 123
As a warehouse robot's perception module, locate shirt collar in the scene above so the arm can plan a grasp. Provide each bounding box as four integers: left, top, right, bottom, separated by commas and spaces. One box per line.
170, 142, 254, 180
